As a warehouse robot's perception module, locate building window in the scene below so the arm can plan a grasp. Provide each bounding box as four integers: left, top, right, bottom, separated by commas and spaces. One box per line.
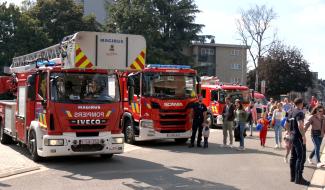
231, 77, 241, 84
231, 49, 240, 56
231, 63, 242, 70
201, 48, 214, 55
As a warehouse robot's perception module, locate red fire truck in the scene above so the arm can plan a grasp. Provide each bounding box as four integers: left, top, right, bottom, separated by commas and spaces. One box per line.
120, 64, 200, 144
200, 76, 250, 127
0, 32, 145, 161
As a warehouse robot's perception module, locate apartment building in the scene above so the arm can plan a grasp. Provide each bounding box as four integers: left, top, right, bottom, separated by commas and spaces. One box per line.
183, 43, 249, 85
75, 0, 114, 24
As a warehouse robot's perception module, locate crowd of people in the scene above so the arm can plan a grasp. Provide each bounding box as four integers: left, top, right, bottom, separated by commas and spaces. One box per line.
189, 95, 325, 186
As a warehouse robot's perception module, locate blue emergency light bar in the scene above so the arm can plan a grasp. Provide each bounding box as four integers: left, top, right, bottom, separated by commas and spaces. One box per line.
147, 64, 191, 69
36, 60, 56, 67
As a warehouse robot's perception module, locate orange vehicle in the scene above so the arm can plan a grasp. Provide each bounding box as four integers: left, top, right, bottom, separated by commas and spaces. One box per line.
0, 32, 145, 161
200, 76, 250, 127
120, 64, 200, 144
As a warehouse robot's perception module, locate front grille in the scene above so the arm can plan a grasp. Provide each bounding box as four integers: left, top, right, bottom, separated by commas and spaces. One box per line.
76, 132, 99, 137
160, 130, 186, 133
71, 144, 104, 152
160, 120, 186, 126
159, 109, 186, 113
71, 125, 106, 130
160, 114, 186, 119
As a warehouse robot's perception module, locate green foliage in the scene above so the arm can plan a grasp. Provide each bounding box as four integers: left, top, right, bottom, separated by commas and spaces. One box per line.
247, 42, 313, 97
0, 2, 49, 72
28, 0, 101, 44
107, 0, 203, 65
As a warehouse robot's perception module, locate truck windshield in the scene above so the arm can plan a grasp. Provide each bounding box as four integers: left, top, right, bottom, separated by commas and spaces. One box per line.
212, 90, 250, 104
50, 73, 119, 103
142, 73, 197, 99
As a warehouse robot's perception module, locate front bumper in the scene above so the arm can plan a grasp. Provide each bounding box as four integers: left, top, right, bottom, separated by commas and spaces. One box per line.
37, 132, 124, 157
135, 125, 191, 141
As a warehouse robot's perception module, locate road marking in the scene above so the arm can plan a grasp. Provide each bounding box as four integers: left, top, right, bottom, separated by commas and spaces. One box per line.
0, 166, 48, 181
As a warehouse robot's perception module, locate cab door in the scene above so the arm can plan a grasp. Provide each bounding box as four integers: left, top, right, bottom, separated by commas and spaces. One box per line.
16, 83, 27, 142
35, 72, 48, 130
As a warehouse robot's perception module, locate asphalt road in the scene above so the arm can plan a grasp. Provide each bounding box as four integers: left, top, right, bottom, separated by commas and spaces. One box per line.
0, 128, 323, 190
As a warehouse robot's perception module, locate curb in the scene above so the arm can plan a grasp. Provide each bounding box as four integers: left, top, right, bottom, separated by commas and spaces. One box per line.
0, 166, 40, 178
308, 144, 325, 190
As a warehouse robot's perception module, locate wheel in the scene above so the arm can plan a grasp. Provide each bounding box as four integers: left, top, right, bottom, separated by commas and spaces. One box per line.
28, 130, 42, 162
124, 119, 135, 144
174, 138, 188, 144
0, 125, 14, 144
100, 154, 113, 159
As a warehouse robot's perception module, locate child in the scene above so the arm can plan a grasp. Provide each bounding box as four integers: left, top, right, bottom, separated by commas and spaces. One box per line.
202, 120, 210, 148
258, 113, 269, 147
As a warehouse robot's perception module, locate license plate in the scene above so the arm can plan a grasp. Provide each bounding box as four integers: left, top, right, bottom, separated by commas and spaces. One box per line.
167, 133, 181, 137
80, 139, 100, 145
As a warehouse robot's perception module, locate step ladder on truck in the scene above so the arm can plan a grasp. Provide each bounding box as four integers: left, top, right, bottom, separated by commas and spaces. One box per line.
0, 31, 146, 161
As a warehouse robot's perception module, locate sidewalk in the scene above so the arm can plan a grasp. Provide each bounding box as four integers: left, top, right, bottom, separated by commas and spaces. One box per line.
0, 144, 40, 178
308, 143, 325, 190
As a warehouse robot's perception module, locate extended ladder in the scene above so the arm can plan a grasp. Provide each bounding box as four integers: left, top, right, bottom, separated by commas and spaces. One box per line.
10, 34, 74, 73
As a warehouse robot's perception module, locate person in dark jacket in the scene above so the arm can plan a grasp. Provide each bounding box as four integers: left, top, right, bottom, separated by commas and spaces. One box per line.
286, 98, 310, 186
221, 96, 235, 148
189, 96, 207, 148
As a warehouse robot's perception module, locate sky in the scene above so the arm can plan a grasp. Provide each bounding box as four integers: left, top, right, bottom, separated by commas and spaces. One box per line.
2, 0, 325, 79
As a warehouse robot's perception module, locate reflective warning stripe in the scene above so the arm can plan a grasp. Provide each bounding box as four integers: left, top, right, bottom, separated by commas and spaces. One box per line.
106, 111, 112, 118
146, 103, 152, 109
75, 44, 93, 68
66, 111, 72, 118
135, 103, 140, 113
38, 113, 47, 128
129, 50, 146, 70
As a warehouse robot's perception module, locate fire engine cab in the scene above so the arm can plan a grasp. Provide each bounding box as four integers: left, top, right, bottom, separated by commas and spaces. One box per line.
120, 64, 200, 144
0, 32, 144, 161
200, 76, 250, 127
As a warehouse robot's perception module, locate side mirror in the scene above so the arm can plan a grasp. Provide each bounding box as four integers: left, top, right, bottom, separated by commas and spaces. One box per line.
27, 74, 36, 100
41, 99, 47, 108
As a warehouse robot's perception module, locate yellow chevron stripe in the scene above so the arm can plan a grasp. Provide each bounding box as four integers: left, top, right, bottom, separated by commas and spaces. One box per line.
131, 103, 136, 112
39, 113, 43, 124
135, 103, 140, 113
146, 103, 152, 109
66, 111, 72, 118
42, 114, 47, 126
138, 55, 145, 65
79, 59, 91, 68
131, 61, 142, 70
75, 51, 85, 63
106, 111, 112, 118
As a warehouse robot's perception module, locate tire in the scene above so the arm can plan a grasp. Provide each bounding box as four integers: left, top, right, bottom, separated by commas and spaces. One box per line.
124, 119, 136, 144
174, 138, 188, 144
0, 125, 14, 145
28, 130, 42, 162
100, 154, 113, 159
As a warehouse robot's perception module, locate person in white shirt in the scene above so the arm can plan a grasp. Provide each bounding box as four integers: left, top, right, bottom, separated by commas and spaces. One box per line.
272, 102, 286, 148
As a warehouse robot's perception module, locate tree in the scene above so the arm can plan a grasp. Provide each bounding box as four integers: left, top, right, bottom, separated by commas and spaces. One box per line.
236, 5, 277, 91
0, 2, 49, 73
27, 0, 101, 44
107, 0, 203, 64
253, 42, 313, 97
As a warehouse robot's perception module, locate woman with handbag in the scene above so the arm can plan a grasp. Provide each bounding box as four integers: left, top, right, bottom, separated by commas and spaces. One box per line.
304, 105, 325, 168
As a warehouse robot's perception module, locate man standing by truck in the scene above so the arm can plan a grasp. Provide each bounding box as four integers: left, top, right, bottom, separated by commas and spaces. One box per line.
189, 96, 207, 148
222, 96, 236, 147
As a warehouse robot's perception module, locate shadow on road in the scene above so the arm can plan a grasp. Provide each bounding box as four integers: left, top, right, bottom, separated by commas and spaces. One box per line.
0, 182, 11, 187
134, 140, 284, 157
42, 156, 240, 190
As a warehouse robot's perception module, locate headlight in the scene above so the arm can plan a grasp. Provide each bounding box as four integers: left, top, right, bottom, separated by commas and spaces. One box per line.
45, 139, 64, 146
112, 137, 124, 144
141, 120, 153, 128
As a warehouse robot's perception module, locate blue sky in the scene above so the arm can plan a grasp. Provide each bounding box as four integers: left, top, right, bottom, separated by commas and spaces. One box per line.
2, 0, 325, 79
194, 0, 325, 79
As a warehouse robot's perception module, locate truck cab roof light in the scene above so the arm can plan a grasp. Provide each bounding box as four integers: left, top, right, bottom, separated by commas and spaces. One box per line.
147, 64, 191, 69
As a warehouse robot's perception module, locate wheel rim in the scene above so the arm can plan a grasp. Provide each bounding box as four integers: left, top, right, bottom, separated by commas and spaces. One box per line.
126, 125, 133, 143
